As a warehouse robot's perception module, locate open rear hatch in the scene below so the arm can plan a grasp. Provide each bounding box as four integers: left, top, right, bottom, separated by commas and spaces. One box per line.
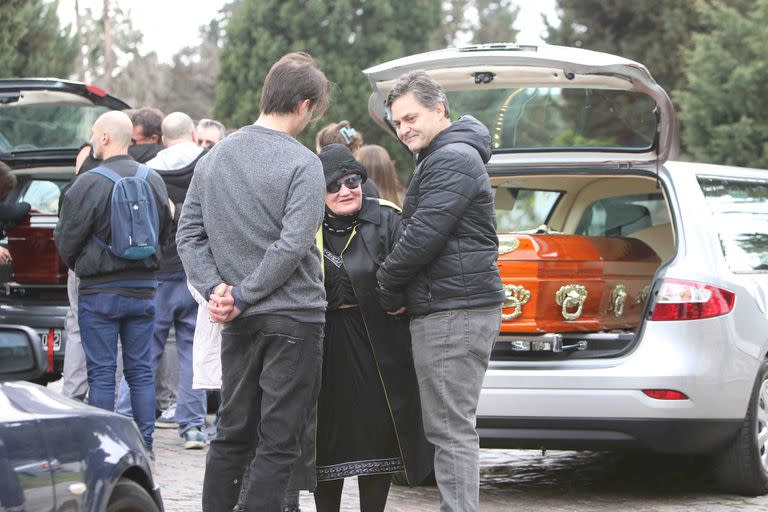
364, 44, 680, 358
364, 43, 678, 170
0, 78, 130, 287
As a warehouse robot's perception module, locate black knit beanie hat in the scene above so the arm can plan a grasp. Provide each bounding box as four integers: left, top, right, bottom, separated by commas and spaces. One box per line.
318, 143, 368, 189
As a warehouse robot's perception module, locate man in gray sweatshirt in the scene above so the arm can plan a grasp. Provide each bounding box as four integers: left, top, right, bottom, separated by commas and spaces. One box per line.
176, 52, 330, 512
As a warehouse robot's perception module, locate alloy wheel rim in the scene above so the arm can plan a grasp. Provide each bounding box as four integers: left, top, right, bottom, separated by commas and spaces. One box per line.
757, 378, 768, 473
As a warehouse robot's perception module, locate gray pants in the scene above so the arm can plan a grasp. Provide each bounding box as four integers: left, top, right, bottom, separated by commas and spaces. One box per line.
62, 270, 88, 400
410, 305, 502, 512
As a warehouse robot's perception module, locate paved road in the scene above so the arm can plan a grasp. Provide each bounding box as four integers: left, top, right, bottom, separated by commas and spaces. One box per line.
153, 426, 768, 511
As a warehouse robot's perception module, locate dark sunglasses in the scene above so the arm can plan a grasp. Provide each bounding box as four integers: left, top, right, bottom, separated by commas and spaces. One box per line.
327, 174, 362, 193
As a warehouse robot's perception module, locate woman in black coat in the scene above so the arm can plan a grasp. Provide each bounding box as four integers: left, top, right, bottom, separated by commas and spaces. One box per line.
314, 144, 433, 512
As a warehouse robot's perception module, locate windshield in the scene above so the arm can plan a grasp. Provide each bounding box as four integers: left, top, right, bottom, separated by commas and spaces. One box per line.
698, 177, 768, 273
0, 103, 108, 152
446, 87, 657, 152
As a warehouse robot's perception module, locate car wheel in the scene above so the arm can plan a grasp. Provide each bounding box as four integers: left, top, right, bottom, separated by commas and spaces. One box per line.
713, 358, 768, 495
106, 479, 160, 512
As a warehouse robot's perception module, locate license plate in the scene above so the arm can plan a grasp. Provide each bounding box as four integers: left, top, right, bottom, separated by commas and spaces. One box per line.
39, 329, 62, 351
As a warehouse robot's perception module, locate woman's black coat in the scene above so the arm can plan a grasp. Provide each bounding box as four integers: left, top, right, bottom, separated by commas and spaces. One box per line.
323, 196, 434, 486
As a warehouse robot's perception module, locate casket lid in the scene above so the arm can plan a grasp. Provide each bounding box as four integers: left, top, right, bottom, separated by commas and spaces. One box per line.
0, 78, 130, 165
364, 43, 678, 170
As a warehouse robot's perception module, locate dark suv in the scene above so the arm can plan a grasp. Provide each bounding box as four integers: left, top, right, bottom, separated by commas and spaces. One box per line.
0, 78, 130, 381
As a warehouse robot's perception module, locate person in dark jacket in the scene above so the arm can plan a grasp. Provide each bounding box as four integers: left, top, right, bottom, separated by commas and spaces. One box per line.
375, 71, 504, 512
314, 144, 432, 512
128, 106, 165, 162
54, 111, 173, 453
114, 112, 209, 450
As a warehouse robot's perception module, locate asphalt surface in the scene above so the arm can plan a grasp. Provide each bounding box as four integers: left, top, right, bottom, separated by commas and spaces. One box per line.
153, 425, 768, 511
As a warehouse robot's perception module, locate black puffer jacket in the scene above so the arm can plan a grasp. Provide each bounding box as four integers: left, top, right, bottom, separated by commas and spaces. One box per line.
154, 148, 208, 274
376, 116, 504, 316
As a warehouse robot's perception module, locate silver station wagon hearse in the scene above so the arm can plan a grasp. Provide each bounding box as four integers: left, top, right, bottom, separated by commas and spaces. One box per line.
364, 43, 768, 494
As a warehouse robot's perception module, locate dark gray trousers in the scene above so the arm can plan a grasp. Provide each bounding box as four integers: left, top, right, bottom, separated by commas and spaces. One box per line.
201, 314, 323, 512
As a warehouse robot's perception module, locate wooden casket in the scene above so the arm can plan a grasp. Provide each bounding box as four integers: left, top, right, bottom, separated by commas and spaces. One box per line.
5, 214, 67, 285
497, 234, 660, 333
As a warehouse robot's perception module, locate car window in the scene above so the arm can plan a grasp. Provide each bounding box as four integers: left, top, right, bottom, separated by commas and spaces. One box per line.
0, 103, 109, 152
576, 194, 670, 237
698, 177, 768, 273
446, 87, 657, 152
493, 186, 561, 233
16, 179, 68, 215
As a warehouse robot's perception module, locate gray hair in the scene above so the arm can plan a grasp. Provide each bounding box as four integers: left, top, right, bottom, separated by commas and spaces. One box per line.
385, 70, 450, 119
196, 118, 227, 140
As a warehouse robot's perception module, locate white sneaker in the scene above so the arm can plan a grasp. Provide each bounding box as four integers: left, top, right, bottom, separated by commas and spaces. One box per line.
154, 403, 179, 429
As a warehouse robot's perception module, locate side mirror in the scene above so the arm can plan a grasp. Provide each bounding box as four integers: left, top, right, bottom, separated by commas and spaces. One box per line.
0, 324, 45, 382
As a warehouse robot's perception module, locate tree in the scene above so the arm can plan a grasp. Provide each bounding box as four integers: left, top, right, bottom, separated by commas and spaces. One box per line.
677, 0, 768, 168
544, 0, 704, 95
77, 0, 143, 89
428, 0, 472, 48
165, 20, 224, 120
0, 0, 77, 78
472, 0, 520, 44
214, 0, 441, 176
428, 0, 519, 49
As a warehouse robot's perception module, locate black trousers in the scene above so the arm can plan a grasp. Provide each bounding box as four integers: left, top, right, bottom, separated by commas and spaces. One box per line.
202, 314, 324, 512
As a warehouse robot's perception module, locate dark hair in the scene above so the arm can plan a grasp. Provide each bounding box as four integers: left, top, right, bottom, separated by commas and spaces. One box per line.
0, 161, 17, 199
357, 145, 402, 208
385, 70, 450, 118
315, 120, 363, 154
130, 107, 164, 138
260, 52, 331, 119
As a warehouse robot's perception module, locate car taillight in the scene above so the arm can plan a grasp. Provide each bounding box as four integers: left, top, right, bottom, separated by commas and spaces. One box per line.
85, 84, 107, 97
642, 389, 689, 400
650, 279, 735, 321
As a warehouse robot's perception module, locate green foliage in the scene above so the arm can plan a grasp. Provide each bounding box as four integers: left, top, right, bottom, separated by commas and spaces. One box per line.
472, 0, 519, 44
0, 0, 76, 78
428, 0, 519, 49
214, 0, 441, 177
552, 131, 614, 148
677, 0, 768, 168
544, 0, 703, 94
78, 2, 143, 87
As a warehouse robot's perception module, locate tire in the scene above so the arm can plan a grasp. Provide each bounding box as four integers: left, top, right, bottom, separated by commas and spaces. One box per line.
107, 479, 160, 512
713, 358, 768, 495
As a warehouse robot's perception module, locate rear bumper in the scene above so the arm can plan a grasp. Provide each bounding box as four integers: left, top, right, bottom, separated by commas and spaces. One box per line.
477, 416, 742, 453
0, 300, 68, 375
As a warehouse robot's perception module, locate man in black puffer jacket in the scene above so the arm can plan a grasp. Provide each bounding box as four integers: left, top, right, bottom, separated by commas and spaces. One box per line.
375, 70, 504, 512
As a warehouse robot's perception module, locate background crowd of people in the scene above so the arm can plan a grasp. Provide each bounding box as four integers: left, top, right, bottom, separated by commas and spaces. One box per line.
51, 50, 503, 512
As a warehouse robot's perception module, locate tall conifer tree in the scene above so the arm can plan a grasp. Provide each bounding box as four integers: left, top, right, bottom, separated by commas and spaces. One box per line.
214, 0, 441, 172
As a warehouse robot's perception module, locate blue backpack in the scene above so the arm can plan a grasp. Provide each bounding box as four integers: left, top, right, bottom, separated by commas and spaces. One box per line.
89, 165, 160, 260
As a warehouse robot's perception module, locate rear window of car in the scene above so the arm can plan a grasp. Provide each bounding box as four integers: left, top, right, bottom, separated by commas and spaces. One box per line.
575, 194, 670, 237
698, 177, 768, 273
446, 87, 657, 153
493, 185, 561, 233
0, 102, 109, 152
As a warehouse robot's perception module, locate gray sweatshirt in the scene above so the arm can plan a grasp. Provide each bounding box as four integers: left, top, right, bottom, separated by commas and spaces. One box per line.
176, 124, 327, 322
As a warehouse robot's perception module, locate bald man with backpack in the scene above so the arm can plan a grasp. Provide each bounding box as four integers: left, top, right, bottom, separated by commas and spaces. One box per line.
55, 110, 174, 455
